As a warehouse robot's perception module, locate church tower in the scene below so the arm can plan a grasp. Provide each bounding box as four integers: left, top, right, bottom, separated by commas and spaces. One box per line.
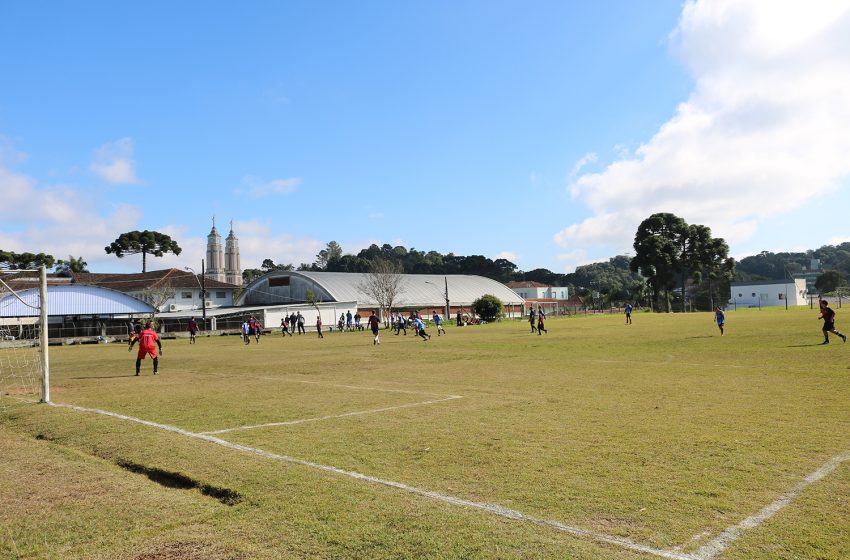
224, 221, 242, 286
205, 217, 225, 283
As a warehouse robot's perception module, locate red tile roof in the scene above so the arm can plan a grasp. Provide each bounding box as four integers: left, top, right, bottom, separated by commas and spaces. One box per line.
505, 281, 551, 288
72, 269, 237, 292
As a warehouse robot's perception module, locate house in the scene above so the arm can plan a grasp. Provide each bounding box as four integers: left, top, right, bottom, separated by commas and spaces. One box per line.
72, 269, 239, 313
505, 281, 570, 316
729, 279, 807, 308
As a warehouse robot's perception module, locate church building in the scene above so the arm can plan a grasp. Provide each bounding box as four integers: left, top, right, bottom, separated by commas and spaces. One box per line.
205, 218, 243, 286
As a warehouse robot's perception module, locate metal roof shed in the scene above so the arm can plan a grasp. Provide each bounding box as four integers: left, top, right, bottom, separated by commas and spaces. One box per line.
237, 271, 525, 309
0, 285, 156, 317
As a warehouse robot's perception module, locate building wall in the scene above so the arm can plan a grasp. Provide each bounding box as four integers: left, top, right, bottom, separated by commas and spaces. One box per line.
729, 279, 806, 307
131, 287, 234, 312
511, 286, 569, 300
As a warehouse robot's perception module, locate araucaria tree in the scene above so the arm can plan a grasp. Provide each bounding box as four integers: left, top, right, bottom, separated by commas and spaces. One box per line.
357, 258, 406, 326
630, 213, 687, 312
631, 213, 734, 312
104, 230, 182, 272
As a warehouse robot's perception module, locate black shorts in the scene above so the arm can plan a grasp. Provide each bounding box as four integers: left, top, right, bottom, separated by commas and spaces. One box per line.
823, 321, 835, 331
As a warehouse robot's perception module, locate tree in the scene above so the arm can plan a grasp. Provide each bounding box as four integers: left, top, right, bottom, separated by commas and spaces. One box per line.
55, 255, 89, 276
630, 213, 688, 312
104, 230, 182, 272
472, 294, 504, 322
315, 241, 343, 269
357, 258, 406, 326
0, 250, 55, 270
815, 270, 847, 294
261, 259, 294, 272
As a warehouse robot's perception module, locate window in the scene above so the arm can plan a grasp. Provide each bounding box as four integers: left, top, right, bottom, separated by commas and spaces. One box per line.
181, 291, 192, 299
269, 277, 290, 287
778, 293, 785, 300
216, 291, 226, 299
738, 293, 742, 298
752, 293, 756, 297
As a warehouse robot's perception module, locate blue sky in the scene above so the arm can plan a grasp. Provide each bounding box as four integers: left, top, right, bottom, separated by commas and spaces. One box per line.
2, 1, 849, 274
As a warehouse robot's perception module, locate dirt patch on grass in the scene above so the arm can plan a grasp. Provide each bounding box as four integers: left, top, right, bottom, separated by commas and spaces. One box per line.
129, 542, 215, 559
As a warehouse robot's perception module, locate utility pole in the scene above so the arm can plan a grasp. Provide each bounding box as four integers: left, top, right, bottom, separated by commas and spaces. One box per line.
201, 259, 207, 326
444, 276, 450, 323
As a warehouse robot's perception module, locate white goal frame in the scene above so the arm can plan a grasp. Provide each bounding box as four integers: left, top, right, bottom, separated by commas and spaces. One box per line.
0, 266, 50, 403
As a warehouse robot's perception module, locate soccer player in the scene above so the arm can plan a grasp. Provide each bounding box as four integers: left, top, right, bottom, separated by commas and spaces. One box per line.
297, 312, 306, 335
529, 307, 537, 333
537, 313, 548, 335
241, 319, 251, 345
714, 306, 725, 336
414, 316, 431, 340
128, 319, 142, 348
624, 303, 633, 325
395, 313, 407, 336
818, 300, 847, 344
280, 316, 292, 337
188, 316, 198, 344
367, 311, 381, 345
129, 321, 163, 376
316, 315, 324, 338
432, 312, 446, 336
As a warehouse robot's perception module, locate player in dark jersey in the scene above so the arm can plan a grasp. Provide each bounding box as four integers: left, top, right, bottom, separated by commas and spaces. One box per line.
367, 311, 381, 345
818, 300, 846, 344
129, 321, 163, 375
188, 317, 198, 344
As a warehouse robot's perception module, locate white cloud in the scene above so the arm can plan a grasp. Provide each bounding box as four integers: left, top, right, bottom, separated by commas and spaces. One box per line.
556, 249, 591, 273
90, 137, 139, 184
236, 176, 300, 198
495, 251, 518, 262
828, 236, 850, 245
568, 152, 597, 181
368, 212, 384, 220
557, 1, 850, 253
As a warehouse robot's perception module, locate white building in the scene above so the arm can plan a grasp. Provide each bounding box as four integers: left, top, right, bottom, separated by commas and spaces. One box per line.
505, 281, 569, 301
729, 278, 807, 308
73, 269, 239, 313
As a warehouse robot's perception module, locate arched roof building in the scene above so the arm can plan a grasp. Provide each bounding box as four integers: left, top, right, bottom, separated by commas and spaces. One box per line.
236, 271, 524, 311
0, 284, 156, 317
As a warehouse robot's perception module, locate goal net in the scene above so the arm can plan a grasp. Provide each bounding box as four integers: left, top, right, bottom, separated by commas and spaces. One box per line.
0, 268, 49, 407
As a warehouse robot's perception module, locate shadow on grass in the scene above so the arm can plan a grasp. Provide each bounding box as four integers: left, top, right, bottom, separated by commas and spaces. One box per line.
70, 375, 137, 379
784, 343, 827, 347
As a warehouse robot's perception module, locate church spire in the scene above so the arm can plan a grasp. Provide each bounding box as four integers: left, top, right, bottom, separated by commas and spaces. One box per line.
224, 218, 242, 286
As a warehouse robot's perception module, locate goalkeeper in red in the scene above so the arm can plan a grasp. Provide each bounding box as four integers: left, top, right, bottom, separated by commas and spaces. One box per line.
129, 321, 163, 375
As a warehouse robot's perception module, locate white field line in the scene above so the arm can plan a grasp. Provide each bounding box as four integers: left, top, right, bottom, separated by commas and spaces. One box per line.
594, 359, 752, 370
691, 449, 850, 560
200, 371, 449, 399
48, 401, 696, 560
199, 395, 463, 435
258, 377, 452, 398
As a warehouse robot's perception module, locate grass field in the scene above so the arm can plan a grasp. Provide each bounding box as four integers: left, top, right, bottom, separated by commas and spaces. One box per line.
2, 308, 849, 559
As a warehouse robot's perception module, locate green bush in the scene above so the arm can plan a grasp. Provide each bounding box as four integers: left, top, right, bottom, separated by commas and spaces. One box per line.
473, 294, 504, 322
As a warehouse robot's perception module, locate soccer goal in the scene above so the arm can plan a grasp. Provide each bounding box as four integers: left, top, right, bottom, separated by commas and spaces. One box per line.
0, 267, 50, 406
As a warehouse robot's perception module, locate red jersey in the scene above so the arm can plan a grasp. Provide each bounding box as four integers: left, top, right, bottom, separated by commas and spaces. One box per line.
138, 329, 159, 354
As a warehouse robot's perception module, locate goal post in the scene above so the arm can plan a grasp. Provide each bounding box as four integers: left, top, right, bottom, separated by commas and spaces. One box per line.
0, 266, 50, 405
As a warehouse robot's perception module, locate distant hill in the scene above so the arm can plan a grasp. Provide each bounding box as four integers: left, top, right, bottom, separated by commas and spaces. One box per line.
735, 242, 850, 281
